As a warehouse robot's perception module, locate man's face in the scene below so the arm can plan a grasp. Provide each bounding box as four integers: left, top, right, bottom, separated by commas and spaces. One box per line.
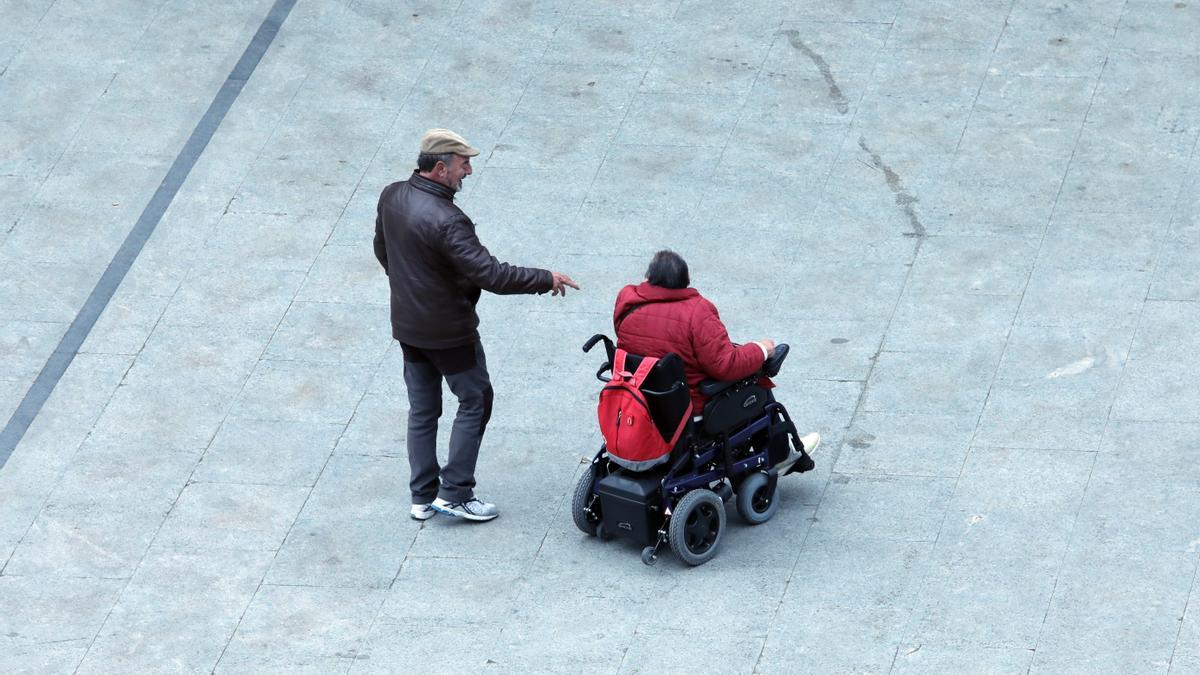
439, 154, 472, 192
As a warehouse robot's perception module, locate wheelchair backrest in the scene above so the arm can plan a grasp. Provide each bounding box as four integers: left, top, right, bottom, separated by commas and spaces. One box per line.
616, 351, 691, 444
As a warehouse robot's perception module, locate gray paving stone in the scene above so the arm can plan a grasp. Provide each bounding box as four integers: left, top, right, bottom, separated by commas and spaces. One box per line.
202, 210, 336, 269
161, 267, 306, 330
0, 319, 65, 383
891, 644, 1034, 674
300, 453, 407, 522
642, 23, 774, 96
888, 0, 1010, 51
1016, 267, 1151, 330
380, 555, 524, 625
587, 143, 724, 208
490, 109, 622, 172
618, 92, 743, 148
838, 412, 976, 477
908, 234, 1040, 296
777, 261, 909, 321
757, 602, 906, 673
619, 629, 764, 674
195, 418, 342, 487
76, 547, 273, 674
1100, 420, 1200, 485
264, 302, 390, 366
232, 359, 373, 425
78, 290, 171, 357
810, 474, 955, 543
267, 515, 412, 590
1175, 594, 1200, 674
351, 621, 502, 674
540, 14, 668, 68
884, 290, 1019, 354
3, 442, 197, 578
155, 482, 309, 552
218, 584, 384, 671
1033, 548, 1193, 673
973, 73, 1095, 126
1111, 357, 1200, 423
1068, 464, 1200, 554
865, 348, 999, 416
720, 113, 846, 182
993, 1, 1121, 77
790, 532, 933, 610
334, 393, 406, 458
783, 0, 901, 23
489, 577, 640, 672
910, 551, 1059, 650
0, 575, 124, 656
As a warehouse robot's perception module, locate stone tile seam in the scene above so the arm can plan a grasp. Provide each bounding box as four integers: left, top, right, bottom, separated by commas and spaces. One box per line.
1098, 78, 1200, 668
952, 0, 1018, 155
1168, 555, 1200, 671
1024, 2, 1129, 666
754, 6, 904, 671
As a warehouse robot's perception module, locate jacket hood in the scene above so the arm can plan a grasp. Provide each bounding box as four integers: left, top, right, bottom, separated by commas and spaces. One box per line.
615, 281, 699, 317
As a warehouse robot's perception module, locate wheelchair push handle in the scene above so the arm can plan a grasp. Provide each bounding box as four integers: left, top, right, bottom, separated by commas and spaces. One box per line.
584, 334, 617, 383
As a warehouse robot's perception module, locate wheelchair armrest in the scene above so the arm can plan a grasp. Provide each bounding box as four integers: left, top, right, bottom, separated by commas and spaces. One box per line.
698, 378, 735, 397
762, 343, 789, 378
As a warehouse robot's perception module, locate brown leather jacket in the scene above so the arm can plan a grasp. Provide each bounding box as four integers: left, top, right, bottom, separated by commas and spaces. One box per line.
374, 172, 553, 349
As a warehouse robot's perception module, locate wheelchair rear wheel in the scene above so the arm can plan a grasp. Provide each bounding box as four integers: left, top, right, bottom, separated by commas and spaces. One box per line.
668, 489, 725, 566
736, 472, 779, 525
572, 463, 602, 536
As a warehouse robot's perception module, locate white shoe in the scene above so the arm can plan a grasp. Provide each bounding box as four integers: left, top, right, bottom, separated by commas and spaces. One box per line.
799, 432, 821, 455
432, 497, 499, 522
410, 503, 436, 521
773, 431, 821, 472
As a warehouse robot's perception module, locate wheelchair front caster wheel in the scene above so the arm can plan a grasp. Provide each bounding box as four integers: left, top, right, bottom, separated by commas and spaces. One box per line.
596, 523, 613, 541
641, 546, 658, 566
736, 471, 780, 525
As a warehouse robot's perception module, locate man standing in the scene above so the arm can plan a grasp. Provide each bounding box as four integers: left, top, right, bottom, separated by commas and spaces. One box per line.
374, 128, 578, 523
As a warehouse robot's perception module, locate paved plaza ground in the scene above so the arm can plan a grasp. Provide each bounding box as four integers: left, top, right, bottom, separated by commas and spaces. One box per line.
2, 0, 1200, 672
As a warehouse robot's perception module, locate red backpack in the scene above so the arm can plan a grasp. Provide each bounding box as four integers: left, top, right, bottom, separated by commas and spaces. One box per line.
598, 349, 690, 467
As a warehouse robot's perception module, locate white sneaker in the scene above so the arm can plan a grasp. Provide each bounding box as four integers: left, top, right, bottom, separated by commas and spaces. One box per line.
799, 432, 821, 455
773, 431, 821, 472
432, 497, 499, 522
410, 503, 436, 521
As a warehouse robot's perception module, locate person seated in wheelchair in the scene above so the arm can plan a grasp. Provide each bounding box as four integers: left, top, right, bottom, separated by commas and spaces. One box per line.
613, 249, 820, 469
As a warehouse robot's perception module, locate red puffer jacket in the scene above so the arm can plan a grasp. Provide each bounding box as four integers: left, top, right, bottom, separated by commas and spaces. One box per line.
613, 282, 769, 412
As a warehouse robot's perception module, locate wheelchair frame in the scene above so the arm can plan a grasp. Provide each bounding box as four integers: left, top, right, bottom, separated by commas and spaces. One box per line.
575, 334, 812, 566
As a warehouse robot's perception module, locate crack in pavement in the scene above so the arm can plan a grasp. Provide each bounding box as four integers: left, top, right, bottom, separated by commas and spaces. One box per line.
781, 29, 850, 114
858, 137, 927, 238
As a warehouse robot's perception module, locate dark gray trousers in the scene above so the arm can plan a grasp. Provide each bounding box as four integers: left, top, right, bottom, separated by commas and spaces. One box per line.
402, 341, 493, 503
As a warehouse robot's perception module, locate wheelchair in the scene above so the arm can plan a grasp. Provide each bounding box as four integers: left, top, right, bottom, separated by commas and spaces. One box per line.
572, 334, 815, 566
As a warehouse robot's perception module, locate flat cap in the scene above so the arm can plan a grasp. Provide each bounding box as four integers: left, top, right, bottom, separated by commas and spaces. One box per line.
419, 128, 480, 157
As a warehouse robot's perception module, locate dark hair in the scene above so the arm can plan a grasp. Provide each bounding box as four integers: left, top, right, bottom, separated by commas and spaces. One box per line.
416, 152, 455, 172
646, 250, 690, 289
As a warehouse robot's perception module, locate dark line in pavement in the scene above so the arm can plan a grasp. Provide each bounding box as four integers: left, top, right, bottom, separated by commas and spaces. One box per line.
781, 29, 850, 114
0, 0, 299, 468
857, 136, 926, 238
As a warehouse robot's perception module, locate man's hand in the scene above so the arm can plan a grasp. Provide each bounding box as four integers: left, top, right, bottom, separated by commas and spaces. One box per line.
758, 339, 776, 358
550, 272, 579, 297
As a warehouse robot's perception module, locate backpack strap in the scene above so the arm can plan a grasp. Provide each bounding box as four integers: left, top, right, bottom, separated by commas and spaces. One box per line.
612, 349, 633, 381
627, 355, 657, 388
